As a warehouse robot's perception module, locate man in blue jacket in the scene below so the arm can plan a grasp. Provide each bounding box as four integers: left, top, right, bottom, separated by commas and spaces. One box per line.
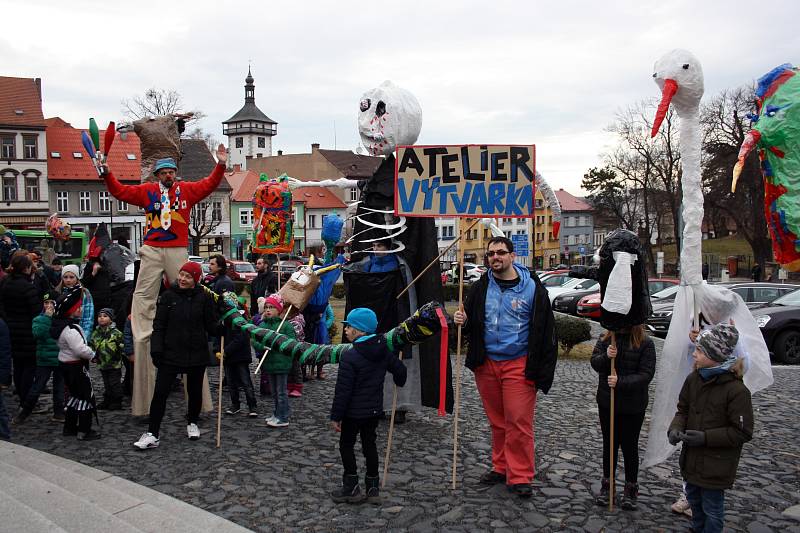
330, 308, 407, 504
454, 236, 558, 498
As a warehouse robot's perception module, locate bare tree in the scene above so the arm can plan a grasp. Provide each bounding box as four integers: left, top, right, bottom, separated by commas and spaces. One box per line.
186, 126, 219, 154
121, 88, 205, 124
188, 200, 222, 255
701, 86, 772, 266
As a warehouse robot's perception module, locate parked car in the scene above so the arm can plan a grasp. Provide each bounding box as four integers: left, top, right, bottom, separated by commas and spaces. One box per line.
647, 282, 798, 338
227, 260, 258, 282
577, 292, 602, 319
649, 278, 679, 294
751, 288, 800, 364
187, 255, 204, 264
553, 285, 602, 315
272, 260, 302, 285
447, 262, 486, 283
545, 277, 599, 304
539, 271, 572, 288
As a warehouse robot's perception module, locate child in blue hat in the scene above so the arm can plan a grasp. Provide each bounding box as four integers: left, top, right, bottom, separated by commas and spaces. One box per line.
329, 307, 407, 505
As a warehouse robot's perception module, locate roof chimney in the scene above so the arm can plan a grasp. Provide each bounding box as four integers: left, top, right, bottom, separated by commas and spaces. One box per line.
311, 143, 320, 152
34, 78, 41, 100
277, 150, 283, 156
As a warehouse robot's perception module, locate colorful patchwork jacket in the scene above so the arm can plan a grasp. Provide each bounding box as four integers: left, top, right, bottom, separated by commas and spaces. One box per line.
89, 324, 125, 370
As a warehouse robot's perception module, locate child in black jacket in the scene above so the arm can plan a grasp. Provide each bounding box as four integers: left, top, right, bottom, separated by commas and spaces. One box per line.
330, 308, 406, 505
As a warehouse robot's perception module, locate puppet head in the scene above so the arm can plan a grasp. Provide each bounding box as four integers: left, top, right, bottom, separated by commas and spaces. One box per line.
651, 49, 704, 135
358, 80, 422, 156
597, 229, 651, 331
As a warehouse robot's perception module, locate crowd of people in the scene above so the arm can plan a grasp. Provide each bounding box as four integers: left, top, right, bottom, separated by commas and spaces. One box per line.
0, 227, 755, 528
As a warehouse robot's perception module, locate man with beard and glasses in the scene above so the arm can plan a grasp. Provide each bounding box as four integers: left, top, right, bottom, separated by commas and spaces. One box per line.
453, 236, 557, 498
100, 146, 227, 416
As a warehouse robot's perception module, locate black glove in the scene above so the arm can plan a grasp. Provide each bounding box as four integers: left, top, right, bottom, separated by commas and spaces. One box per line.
680, 430, 706, 447
668, 429, 682, 446
99, 164, 109, 177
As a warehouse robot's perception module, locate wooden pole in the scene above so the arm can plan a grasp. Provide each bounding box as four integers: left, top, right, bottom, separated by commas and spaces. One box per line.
608, 332, 617, 511
277, 256, 282, 291
451, 218, 466, 490
396, 218, 481, 300
254, 305, 293, 374
216, 336, 225, 448
382, 353, 402, 488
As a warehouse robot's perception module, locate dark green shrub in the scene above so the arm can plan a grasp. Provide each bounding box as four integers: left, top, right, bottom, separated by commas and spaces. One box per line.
554, 314, 592, 355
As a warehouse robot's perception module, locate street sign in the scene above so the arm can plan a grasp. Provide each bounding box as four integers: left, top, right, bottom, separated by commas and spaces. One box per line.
579, 246, 585, 254
511, 234, 529, 257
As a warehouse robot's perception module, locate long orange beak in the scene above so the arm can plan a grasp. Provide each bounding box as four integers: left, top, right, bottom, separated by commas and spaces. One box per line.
651, 79, 678, 137
731, 129, 761, 192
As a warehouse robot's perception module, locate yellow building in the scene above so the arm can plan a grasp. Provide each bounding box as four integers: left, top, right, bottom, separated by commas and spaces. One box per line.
453, 190, 561, 269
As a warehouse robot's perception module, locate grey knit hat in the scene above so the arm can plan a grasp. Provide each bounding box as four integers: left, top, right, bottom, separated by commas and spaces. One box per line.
696, 323, 739, 363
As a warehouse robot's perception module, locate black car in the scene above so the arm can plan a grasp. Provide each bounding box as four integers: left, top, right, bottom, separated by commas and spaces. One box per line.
553, 287, 601, 315
751, 288, 800, 364
646, 282, 798, 338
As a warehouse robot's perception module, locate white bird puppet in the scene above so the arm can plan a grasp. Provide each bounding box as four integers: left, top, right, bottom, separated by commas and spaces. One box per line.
642, 50, 773, 468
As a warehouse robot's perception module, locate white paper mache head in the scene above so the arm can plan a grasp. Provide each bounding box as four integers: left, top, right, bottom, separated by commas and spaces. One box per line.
358, 80, 422, 156
652, 49, 704, 113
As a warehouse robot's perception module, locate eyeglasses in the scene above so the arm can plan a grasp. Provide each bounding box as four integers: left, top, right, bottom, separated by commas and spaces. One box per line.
485, 250, 510, 257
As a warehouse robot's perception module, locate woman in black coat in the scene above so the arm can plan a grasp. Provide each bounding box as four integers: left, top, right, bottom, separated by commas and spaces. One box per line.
590, 324, 656, 511
0, 254, 41, 401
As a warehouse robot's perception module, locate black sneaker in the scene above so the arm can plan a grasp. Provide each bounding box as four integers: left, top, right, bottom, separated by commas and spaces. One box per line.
479, 470, 506, 485
595, 477, 610, 507
77, 429, 102, 441
508, 483, 533, 498
225, 407, 241, 415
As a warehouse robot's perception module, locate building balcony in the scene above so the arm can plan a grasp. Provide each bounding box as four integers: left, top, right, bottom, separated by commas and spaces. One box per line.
222, 124, 277, 136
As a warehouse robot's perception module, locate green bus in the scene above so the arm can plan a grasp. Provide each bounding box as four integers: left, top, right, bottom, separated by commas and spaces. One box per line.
12, 229, 88, 266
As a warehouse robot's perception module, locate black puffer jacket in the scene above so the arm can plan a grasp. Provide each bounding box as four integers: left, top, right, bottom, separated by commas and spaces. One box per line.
590, 333, 656, 415
151, 285, 220, 368
249, 270, 277, 316
0, 273, 40, 361
222, 325, 252, 364
330, 335, 407, 421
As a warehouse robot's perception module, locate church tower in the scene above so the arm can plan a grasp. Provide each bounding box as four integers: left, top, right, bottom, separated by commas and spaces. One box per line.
222, 68, 277, 169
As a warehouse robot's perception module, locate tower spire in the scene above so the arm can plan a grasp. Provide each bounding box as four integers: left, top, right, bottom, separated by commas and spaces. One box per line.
245, 67, 255, 103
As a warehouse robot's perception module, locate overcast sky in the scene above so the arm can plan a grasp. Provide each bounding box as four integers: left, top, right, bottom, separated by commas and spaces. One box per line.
4, 0, 798, 195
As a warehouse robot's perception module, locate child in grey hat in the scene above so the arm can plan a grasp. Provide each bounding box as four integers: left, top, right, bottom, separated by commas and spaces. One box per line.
668, 322, 753, 533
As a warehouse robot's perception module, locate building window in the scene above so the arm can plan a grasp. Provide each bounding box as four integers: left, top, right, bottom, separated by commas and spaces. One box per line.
79, 191, 91, 212
117, 199, 128, 211
235, 137, 244, 148
240, 207, 253, 227
502, 218, 512, 225
1, 136, 14, 159
568, 234, 576, 245
50, 151, 61, 158
535, 198, 543, 208
23, 136, 37, 159
212, 201, 222, 222
349, 187, 359, 202
57, 191, 69, 212
25, 176, 38, 200
504, 231, 511, 238
442, 226, 454, 239
308, 214, 317, 229
99, 191, 111, 212
257, 137, 265, 148
2, 176, 16, 200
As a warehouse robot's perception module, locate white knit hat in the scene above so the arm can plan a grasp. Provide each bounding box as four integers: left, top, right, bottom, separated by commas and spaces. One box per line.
61, 264, 80, 278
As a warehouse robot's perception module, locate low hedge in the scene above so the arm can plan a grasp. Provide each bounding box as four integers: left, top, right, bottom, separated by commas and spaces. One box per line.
554, 314, 592, 356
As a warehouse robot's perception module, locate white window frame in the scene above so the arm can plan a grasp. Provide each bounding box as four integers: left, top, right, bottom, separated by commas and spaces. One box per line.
24, 176, 39, 201
79, 191, 91, 213
3, 176, 17, 201
57, 191, 69, 212
212, 201, 222, 222
349, 187, 359, 202
240, 207, 253, 227
308, 214, 317, 229
23, 136, 37, 159
99, 191, 111, 212
117, 199, 128, 211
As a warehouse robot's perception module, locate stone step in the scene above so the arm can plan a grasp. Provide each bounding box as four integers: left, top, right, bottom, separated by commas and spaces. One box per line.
0, 461, 141, 533
0, 441, 252, 533
0, 489, 67, 533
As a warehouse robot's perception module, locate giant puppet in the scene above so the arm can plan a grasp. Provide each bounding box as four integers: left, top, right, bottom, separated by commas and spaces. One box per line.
101, 117, 226, 416
732, 63, 800, 271
345, 80, 454, 415
642, 50, 773, 468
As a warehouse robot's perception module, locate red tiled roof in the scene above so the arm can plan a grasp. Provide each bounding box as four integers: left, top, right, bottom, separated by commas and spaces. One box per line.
45, 117, 142, 181
292, 186, 347, 209
0, 76, 44, 127
227, 170, 260, 202
317, 149, 382, 178
554, 189, 592, 212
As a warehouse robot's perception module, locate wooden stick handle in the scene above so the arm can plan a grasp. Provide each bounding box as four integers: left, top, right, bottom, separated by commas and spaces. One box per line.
216, 337, 225, 449
396, 218, 481, 300
254, 305, 293, 374
382, 375, 400, 488
608, 332, 616, 511
451, 218, 467, 490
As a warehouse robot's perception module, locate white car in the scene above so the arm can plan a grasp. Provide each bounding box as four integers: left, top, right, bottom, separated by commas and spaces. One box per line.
545, 277, 599, 304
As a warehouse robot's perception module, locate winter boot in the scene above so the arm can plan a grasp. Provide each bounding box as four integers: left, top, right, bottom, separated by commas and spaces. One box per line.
330, 474, 363, 504
12, 408, 31, 425
63, 409, 79, 436
365, 475, 381, 505
618, 481, 639, 511
594, 478, 610, 507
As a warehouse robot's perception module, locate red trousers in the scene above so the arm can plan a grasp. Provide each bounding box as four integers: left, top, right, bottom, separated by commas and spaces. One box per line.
474, 356, 537, 485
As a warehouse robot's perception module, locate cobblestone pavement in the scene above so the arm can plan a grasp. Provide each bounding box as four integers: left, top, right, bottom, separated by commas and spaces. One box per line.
6, 341, 800, 532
